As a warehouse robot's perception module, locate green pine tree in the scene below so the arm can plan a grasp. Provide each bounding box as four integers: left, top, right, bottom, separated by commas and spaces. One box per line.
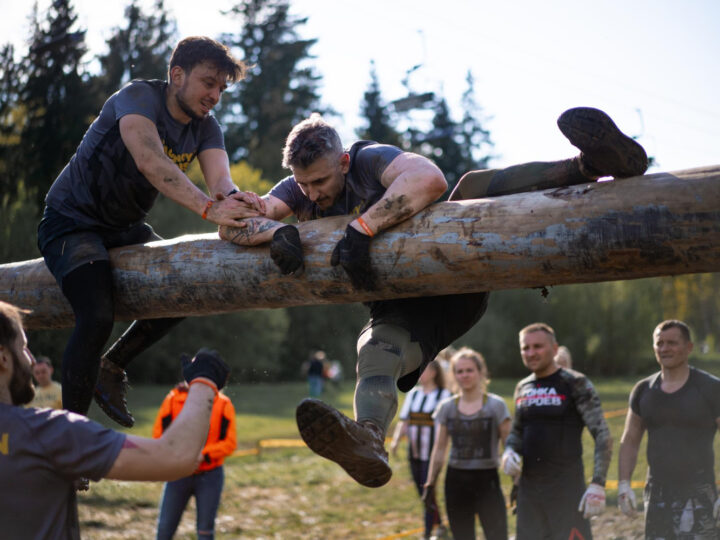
356, 60, 403, 147
96, 0, 177, 95
458, 70, 493, 172
19, 0, 98, 210
218, 0, 324, 181
0, 43, 25, 200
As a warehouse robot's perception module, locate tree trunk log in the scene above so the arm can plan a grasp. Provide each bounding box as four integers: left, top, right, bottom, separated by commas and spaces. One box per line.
2, 166, 719, 329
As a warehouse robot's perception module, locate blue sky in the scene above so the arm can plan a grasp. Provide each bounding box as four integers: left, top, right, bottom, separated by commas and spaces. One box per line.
3, 0, 719, 173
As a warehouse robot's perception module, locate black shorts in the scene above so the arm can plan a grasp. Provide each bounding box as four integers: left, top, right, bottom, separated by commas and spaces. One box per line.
38, 206, 160, 286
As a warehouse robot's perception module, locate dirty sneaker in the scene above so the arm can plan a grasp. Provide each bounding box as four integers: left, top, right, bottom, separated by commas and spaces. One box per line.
296, 398, 392, 488
94, 357, 134, 428
557, 107, 648, 179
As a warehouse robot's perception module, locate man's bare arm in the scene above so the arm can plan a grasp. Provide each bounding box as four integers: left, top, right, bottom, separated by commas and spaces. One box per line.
618, 409, 645, 482
119, 114, 263, 227
219, 194, 294, 246
105, 383, 215, 481
352, 152, 447, 235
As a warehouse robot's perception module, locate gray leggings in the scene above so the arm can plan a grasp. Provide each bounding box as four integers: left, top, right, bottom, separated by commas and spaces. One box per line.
449, 158, 586, 201
354, 323, 424, 432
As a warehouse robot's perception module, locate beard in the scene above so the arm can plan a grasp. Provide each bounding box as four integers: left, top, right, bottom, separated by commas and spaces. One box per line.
176, 88, 206, 121
10, 348, 35, 406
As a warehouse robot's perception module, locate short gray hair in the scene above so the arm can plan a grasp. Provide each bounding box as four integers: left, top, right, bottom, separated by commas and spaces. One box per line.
282, 113, 343, 169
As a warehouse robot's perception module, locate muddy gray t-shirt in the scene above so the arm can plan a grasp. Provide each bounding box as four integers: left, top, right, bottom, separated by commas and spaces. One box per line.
45, 79, 225, 230
269, 140, 401, 221
0, 404, 126, 539
433, 393, 511, 470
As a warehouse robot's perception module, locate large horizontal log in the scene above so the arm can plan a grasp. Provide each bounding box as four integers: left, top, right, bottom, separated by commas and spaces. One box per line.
2, 165, 719, 329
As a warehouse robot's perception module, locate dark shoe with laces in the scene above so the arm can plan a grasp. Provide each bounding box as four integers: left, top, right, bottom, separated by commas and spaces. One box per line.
557, 107, 648, 179
94, 357, 134, 428
296, 398, 391, 488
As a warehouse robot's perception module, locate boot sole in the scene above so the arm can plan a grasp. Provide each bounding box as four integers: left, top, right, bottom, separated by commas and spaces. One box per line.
557, 107, 648, 178
93, 387, 135, 428
296, 398, 392, 488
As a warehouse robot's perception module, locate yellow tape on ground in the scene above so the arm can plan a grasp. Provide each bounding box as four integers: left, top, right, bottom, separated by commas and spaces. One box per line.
604, 408, 629, 419
378, 527, 424, 540
259, 438, 307, 448
231, 447, 259, 458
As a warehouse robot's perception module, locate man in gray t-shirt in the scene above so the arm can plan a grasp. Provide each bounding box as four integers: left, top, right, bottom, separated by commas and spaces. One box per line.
37, 37, 264, 430
0, 300, 230, 539
219, 108, 646, 489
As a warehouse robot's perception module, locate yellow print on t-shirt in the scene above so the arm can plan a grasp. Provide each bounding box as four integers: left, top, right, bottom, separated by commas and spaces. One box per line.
0, 433, 8, 455
163, 143, 196, 172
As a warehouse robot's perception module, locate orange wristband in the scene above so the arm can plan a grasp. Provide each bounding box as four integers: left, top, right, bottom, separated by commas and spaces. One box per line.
356, 216, 374, 237
201, 200, 214, 220
189, 378, 219, 395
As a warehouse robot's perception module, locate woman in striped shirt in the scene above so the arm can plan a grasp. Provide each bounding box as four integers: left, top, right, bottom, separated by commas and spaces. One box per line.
391, 360, 452, 539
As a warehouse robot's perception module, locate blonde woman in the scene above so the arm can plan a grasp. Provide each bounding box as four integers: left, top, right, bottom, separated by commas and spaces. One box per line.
424, 348, 511, 540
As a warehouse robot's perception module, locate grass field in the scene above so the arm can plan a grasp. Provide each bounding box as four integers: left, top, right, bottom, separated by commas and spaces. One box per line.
76, 377, 701, 539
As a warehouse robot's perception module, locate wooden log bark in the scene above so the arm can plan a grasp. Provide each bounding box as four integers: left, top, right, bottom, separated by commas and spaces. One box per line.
2, 165, 719, 329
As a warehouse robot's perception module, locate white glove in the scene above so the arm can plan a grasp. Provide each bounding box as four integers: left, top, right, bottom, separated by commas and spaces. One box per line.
617, 480, 636, 516
578, 482, 606, 518
501, 448, 522, 477
713, 495, 720, 527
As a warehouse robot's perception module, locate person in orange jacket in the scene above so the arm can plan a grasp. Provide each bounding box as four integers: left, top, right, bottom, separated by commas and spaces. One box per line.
153, 378, 237, 540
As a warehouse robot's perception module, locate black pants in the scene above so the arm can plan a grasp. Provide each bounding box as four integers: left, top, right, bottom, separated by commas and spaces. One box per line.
410, 457, 442, 537
516, 467, 591, 540
38, 208, 183, 414
444, 466, 507, 540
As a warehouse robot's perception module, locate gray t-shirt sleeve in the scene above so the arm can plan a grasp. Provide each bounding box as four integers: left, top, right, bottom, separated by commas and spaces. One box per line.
33, 410, 126, 481
114, 81, 160, 124
269, 176, 306, 214
433, 396, 456, 425
489, 393, 511, 425
197, 115, 226, 152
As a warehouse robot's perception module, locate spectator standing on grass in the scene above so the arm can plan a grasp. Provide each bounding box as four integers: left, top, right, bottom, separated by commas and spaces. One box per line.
618, 319, 720, 539
390, 359, 452, 540
554, 345, 573, 369
501, 323, 612, 540
0, 299, 230, 539
424, 348, 511, 540
306, 350, 327, 397
153, 374, 237, 540
27, 355, 62, 409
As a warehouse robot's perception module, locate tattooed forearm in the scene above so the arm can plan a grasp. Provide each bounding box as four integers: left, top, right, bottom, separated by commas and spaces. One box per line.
221, 218, 282, 246
368, 194, 414, 224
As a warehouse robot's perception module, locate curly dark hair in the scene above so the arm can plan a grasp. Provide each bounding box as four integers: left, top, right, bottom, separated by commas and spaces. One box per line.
169, 36, 247, 83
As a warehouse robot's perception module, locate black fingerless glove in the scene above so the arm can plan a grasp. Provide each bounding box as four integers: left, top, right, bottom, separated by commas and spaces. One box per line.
181, 349, 230, 390
330, 224, 377, 291
269, 225, 304, 276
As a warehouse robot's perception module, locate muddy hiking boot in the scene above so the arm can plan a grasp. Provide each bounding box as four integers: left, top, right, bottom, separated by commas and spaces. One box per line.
94, 357, 134, 428
558, 107, 649, 179
296, 398, 392, 488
